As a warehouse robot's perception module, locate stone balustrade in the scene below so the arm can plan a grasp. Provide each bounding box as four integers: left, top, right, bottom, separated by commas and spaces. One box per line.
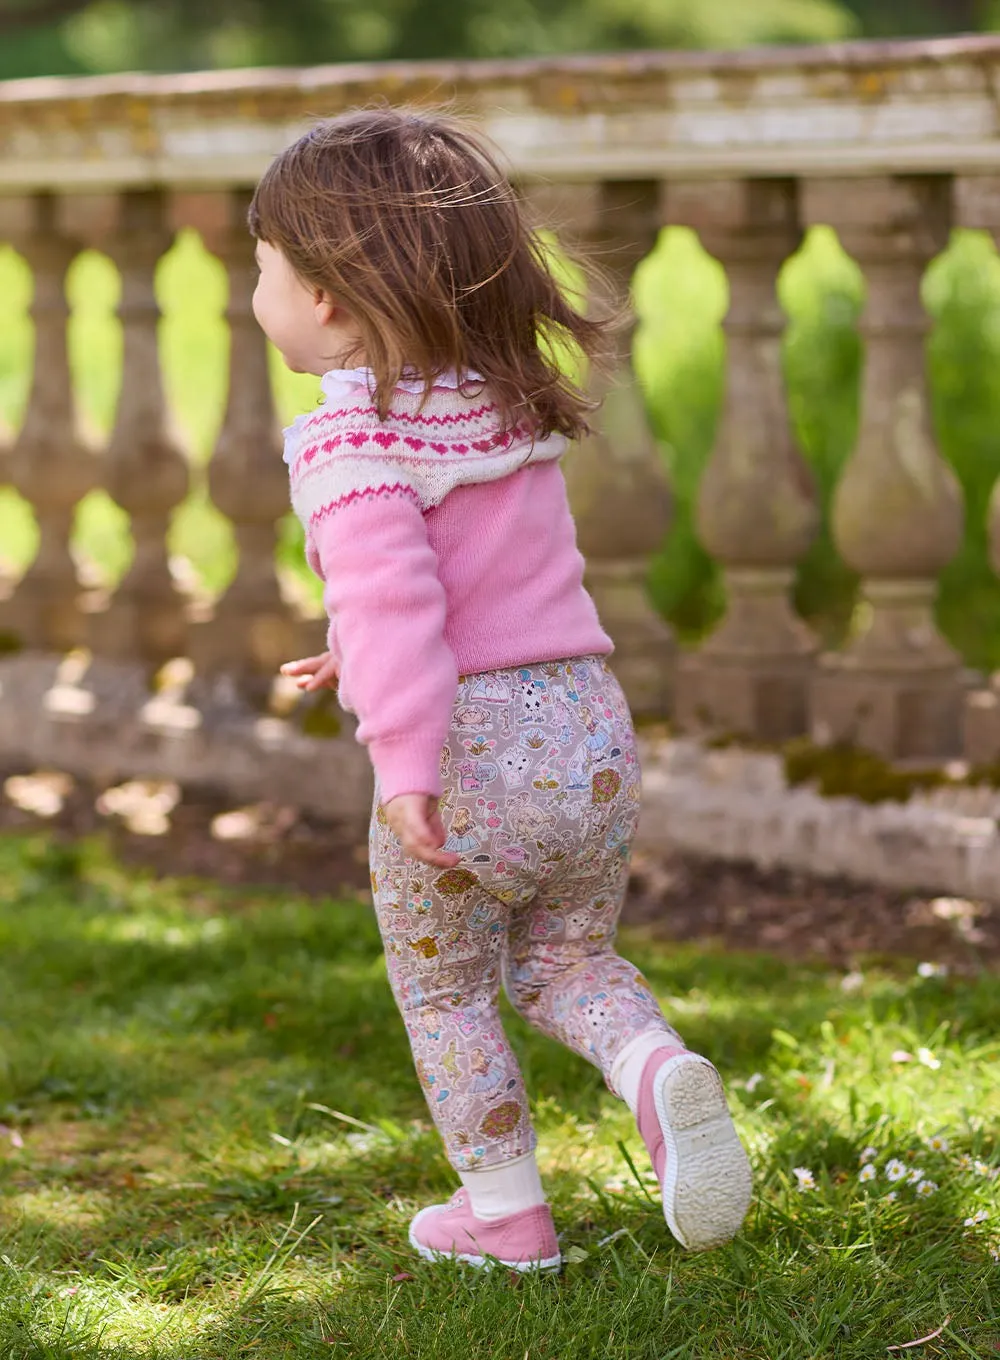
5, 36, 1000, 824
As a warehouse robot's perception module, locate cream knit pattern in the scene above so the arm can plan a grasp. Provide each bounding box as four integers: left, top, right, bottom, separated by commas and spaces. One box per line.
285, 374, 567, 531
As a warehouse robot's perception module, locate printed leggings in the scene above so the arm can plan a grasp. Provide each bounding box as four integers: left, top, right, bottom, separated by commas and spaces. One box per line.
369, 657, 681, 1170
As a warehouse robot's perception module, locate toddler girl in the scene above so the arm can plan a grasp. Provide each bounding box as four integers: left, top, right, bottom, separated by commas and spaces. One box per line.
250, 108, 752, 1272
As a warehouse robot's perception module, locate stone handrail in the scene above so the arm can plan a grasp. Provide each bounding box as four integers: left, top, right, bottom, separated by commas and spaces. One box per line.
4, 37, 1000, 186
4, 36, 1000, 837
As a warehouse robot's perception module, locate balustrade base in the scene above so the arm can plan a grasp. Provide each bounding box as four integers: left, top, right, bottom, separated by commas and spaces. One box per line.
0, 653, 372, 827
0, 588, 86, 655
611, 645, 674, 721
674, 651, 813, 742
811, 662, 967, 761
87, 596, 188, 671
188, 609, 324, 684
585, 564, 674, 719
637, 735, 1000, 903
963, 677, 1000, 764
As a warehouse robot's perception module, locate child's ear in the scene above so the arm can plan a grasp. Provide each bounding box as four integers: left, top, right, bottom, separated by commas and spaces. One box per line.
313, 290, 337, 327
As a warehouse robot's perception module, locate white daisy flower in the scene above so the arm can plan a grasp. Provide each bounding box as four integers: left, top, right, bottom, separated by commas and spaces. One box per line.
793, 1166, 816, 1191
974, 1160, 998, 1179
917, 1180, 938, 1196
917, 962, 947, 979
840, 971, 865, 993
926, 1135, 950, 1153
908, 1168, 926, 1185
886, 1191, 899, 1202
745, 1072, 763, 1094
964, 1211, 989, 1227
859, 1164, 877, 1183
886, 1159, 908, 1182
990, 1244, 999, 1262
957, 1154, 973, 1172
860, 1146, 878, 1164
917, 1047, 941, 1070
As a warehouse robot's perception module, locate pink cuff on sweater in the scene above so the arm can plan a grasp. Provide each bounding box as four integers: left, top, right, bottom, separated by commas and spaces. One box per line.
371, 731, 446, 805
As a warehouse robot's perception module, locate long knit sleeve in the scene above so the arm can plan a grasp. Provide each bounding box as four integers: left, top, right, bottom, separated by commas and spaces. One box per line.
309, 490, 458, 803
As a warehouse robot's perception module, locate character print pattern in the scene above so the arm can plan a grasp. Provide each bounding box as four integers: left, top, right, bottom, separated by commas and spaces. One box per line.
369, 656, 681, 1171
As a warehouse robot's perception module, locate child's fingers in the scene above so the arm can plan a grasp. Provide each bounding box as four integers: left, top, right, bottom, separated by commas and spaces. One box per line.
409, 814, 460, 867
304, 657, 340, 691
281, 653, 339, 691
407, 838, 461, 869
387, 798, 460, 868
426, 803, 448, 845
280, 654, 329, 676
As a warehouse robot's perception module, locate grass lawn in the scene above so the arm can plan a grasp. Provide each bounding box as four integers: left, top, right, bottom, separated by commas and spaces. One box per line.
0, 834, 997, 1359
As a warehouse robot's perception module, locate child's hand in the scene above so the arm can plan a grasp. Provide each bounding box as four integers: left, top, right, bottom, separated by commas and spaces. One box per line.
280, 652, 340, 691
383, 794, 461, 869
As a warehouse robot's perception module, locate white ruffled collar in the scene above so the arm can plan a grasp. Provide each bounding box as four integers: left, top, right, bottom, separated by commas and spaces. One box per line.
321, 366, 484, 399
282, 367, 485, 465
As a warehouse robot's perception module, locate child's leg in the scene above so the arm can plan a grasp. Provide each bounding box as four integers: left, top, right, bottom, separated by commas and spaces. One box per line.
371, 868, 531, 1170
503, 853, 684, 1094
502, 775, 751, 1250
369, 798, 545, 1174
505, 875, 751, 1250
370, 808, 561, 1268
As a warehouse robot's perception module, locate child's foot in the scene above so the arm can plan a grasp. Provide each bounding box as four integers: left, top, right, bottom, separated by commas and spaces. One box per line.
408, 1190, 561, 1272
636, 1049, 752, 1251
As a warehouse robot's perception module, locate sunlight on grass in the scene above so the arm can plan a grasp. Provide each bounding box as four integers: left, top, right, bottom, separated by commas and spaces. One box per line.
11, 1187, 114, 1231
84, 910, 233, 948
0, 832, 997, 1358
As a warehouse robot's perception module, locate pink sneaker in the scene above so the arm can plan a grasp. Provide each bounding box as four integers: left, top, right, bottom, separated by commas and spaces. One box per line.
408, 1190, 561, 1272
636, 1049, 752, 1252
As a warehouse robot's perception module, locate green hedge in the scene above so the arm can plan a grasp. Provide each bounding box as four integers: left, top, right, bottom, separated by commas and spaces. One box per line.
2, 224, 1000, 667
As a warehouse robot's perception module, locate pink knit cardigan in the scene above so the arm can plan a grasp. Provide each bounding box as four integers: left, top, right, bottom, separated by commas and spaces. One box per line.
283, 369, 612, 801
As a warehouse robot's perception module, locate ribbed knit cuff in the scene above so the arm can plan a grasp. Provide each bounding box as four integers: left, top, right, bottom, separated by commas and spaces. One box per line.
370, 732, 445, 804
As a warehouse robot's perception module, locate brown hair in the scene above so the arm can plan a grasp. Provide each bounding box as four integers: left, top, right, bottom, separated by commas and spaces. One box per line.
248, 107, 613, 439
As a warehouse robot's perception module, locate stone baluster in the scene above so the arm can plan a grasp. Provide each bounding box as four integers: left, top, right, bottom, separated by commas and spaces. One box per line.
188, 189, 305, 686
972, 475, 1000, 755
669, 179, 819, 741
954, 176, 1000, 760
0, 194, 98, 653
804, 176, 964, 759
88, 189, 189, 667
527, 179, 674, 717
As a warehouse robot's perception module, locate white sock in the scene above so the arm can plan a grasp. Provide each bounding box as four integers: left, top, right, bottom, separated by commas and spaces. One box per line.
459, 1152, 546, 1222
611, 1030, 686, 1116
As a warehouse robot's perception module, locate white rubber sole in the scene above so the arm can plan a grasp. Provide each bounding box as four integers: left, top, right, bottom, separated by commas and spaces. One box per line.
652, 1053, 753, 1251
408, 1206, 562, 1273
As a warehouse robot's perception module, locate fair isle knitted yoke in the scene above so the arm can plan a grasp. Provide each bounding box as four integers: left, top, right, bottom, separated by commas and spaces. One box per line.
283, 368, 612, 802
